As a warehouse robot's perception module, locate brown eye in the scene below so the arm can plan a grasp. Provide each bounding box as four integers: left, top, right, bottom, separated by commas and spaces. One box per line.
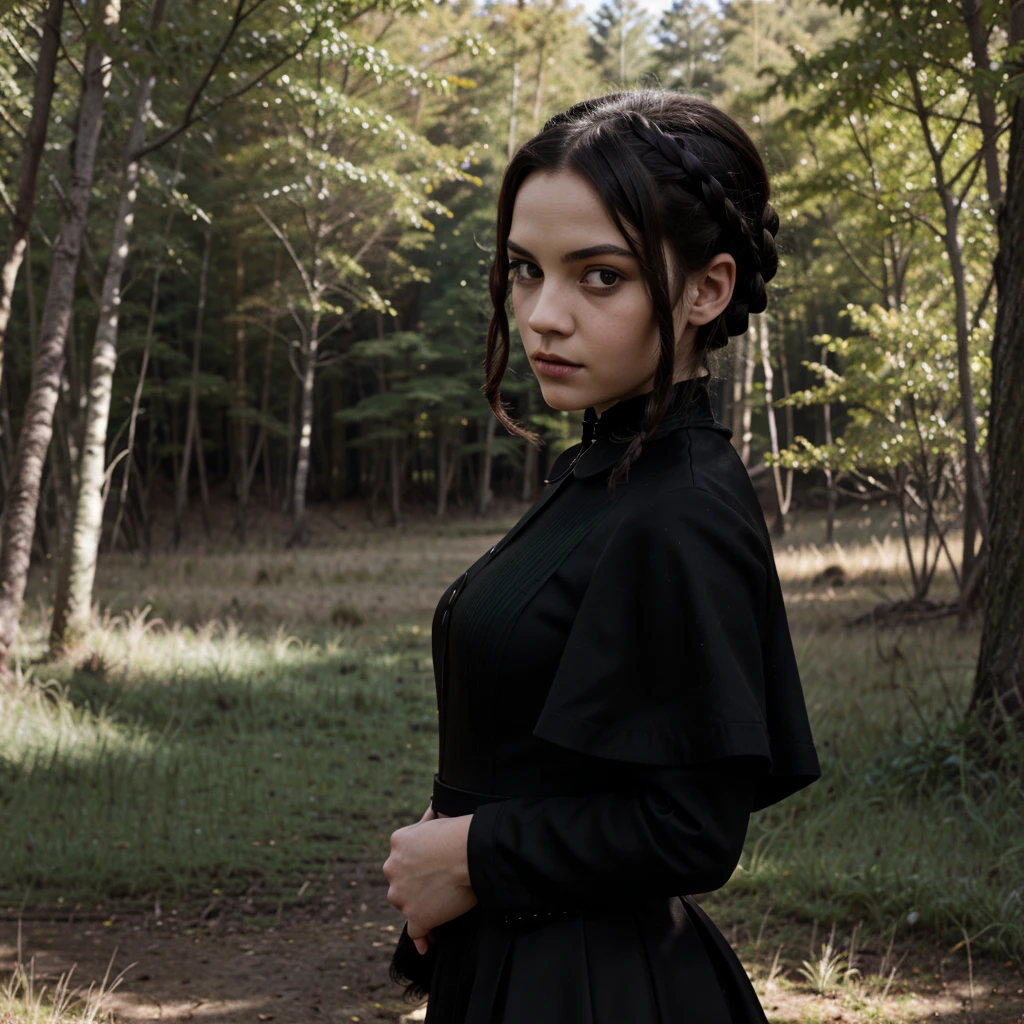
508, 259, 541, 282
583, 268, 622, 289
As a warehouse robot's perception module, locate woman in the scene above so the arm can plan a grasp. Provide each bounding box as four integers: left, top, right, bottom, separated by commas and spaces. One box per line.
382, 88, 821, 1023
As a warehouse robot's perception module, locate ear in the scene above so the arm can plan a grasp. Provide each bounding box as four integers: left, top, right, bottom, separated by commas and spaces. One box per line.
685, 253, 736, 326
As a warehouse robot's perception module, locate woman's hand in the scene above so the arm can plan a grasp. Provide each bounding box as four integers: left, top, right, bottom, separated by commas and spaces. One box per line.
383, 807, 477, 955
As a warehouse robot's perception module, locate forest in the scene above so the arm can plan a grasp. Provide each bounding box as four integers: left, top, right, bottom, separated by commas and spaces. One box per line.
1, 0, 1024, 1021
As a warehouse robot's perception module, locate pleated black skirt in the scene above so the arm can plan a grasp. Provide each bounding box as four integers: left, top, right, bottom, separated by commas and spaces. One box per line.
423, 894, 769, 1024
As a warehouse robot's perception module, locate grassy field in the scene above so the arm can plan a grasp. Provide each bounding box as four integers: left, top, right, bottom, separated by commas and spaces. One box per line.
0, 499, 1022, 1021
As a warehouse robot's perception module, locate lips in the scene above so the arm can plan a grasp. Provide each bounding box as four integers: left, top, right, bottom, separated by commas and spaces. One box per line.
534, 354, 583, 379
535, 353, 581, 366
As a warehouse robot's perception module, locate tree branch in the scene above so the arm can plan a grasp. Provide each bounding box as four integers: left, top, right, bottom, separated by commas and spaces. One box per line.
822, 213, 886, 297
972, 266, 996, 328
902, 207, 945, 238
133, 0, 280, 159
255, 203, 315, 300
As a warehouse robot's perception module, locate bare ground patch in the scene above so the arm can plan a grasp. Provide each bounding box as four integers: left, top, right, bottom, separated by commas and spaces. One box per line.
2, 866, 1022, 1024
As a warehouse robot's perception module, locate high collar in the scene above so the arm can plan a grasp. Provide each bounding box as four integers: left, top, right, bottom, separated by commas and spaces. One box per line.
563, 378, 732, 481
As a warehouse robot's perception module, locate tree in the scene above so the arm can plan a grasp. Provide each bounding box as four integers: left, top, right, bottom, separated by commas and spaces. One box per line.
49, 0, 341, 647
49, 0, 169, 650
769, 0, 1006, 615
774, 301, 991, 616
0, 0, 119, 676
0, 0, 63, 392
971, 1, 1024, 724
652, 0, 727, 95
246, 39, 475, 543
588, 0, 656, 88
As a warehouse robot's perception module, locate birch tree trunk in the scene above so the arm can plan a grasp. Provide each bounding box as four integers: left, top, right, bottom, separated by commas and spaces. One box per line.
476, 415, 496, 515
289, 307, 319, 546
0, 0, 64, 388
740, 324, 756, 466
730, 327, 755, 465
109, 145, 182, 554
283, 373, 296, 513
256, 253, 281, 502
257, 312, 275, 500
50, 41, 161, 649
389, 433, 402, 526
757, 312, 791, 537
730, 333, 745, 446
0, 0, 118, 675
820, 338, 837, 545
435, 423, 448, 518
329, 376, 345, 504
173, 227, 213, 548
233, 249, 250, 542
969, 0, 1024, 724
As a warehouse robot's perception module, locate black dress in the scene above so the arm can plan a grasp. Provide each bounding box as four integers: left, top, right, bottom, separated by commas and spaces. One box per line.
414, 379, 820, 1024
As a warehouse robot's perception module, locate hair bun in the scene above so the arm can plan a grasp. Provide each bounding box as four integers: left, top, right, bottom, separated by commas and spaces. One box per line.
758, 201, 779, 285
726, 199, 778, 333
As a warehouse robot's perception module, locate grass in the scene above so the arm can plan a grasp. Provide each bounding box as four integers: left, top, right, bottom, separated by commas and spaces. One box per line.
1, 501, 1022, 973
0, 613, 438, 903
0, 927, 126, 1024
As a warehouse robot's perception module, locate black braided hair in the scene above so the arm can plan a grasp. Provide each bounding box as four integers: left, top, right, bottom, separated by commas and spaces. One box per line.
624, 112, 779, 341
481, 88, 782, 493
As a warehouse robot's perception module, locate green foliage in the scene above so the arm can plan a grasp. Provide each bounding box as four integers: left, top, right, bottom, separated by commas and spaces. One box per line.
772, 302, 991, 484
588, 0, 656, 88
0, 0, 1011, 565
652, 0, 728, 95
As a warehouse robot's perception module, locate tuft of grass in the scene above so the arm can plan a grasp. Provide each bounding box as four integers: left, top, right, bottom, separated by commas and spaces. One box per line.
797, 922, 860, 995
0, 928, 129, 1024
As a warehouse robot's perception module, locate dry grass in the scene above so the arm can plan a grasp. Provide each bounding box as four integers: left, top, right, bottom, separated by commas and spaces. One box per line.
1, 498, 1022, 1024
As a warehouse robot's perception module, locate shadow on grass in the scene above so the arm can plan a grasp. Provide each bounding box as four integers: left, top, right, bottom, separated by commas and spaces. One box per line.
0, 621, 439, 907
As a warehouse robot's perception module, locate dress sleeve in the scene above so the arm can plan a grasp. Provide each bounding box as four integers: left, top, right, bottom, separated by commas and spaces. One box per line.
466, 757, 759, 913
531, 487, 820, 812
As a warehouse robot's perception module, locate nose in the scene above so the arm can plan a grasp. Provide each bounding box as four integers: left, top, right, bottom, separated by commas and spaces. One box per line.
526, 280, 573, 337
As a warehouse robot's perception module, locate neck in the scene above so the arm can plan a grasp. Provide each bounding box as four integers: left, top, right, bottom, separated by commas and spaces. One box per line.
593, 370, 709, 419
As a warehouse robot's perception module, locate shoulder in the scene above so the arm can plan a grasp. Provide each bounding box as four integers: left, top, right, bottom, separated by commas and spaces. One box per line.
613, 425, 773, 564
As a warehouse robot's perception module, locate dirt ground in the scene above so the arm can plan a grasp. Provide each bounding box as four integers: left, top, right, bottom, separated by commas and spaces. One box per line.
2, 860, 1023, 1024
0, 859, 420, 1023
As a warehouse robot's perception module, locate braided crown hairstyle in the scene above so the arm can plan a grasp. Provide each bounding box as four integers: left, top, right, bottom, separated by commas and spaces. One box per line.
482, 88, 781, 492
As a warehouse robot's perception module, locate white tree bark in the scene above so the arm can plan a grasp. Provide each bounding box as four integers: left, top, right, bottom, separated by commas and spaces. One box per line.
50, 40, 161, 648
289, 308, 320, 545
0, 0, 120, 673
757, 312, 792, 537
730, 326, 755, 465
476, 415, 496, 515
233, 249, 251, 541
173, 226, 213, 547
109, 145, 183, 554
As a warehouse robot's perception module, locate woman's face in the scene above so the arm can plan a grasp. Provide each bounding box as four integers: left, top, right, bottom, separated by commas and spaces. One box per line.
507, 167, 736, 415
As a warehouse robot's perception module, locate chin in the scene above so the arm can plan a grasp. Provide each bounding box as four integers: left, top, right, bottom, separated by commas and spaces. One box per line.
537, 382, 590, 414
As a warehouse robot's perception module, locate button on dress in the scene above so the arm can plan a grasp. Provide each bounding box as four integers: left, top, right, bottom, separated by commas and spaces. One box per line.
396, 379, 821, 1023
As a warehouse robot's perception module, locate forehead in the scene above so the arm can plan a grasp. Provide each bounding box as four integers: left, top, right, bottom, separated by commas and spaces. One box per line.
509, 169, 628, 248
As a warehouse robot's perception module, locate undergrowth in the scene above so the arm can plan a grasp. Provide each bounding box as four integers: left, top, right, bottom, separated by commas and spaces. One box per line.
0, 511, 1021, 970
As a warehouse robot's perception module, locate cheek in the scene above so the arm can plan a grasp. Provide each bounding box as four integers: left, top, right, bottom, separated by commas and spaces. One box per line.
582, 288, 658, 353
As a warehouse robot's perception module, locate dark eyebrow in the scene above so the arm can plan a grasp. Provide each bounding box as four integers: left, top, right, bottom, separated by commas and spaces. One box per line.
507, 240, 636, 264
